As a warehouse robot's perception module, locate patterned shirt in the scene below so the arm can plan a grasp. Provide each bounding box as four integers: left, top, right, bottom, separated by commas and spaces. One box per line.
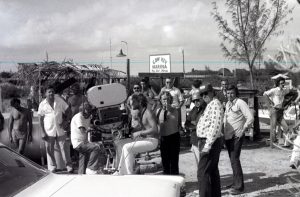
196, 98, 224, 150
224, 98, 254, 140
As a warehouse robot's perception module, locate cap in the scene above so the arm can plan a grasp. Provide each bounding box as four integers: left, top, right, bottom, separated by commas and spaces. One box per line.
199, 83, 214, 94
192, 91, 201, 101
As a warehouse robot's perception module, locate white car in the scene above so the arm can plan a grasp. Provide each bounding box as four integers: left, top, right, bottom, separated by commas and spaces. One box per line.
0, 143, 185, 197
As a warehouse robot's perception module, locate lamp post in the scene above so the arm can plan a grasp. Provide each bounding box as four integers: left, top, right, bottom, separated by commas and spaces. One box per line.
116, 41, 130, 92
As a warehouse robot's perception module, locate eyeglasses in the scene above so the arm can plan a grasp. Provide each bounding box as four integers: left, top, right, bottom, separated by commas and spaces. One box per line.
133, 87, 140, 90
200, 92, 209, 97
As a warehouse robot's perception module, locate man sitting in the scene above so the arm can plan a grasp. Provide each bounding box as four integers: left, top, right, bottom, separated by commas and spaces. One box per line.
71, 102, 101, 174
114, 94, 158, 175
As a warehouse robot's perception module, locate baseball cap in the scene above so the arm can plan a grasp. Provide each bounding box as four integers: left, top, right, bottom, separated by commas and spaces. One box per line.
199, 83, 214, 94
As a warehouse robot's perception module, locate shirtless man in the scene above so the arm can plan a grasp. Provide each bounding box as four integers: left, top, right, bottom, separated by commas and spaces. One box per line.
8, 98, 33, 154
114, 94, 158, 175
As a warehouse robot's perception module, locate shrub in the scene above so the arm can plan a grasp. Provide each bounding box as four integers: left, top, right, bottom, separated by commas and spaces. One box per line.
0, 83, 30, 99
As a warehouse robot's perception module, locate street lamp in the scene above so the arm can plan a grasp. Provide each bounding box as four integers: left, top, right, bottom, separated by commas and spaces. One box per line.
116, 41, 130, 92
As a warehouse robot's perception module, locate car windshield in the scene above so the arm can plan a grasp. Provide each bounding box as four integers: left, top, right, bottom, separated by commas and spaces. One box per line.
0, 146, 48, 197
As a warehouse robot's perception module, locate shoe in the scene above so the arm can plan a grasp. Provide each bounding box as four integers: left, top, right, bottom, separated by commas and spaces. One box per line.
67, 166, 74, 174
86, 168, 98, 175
290, 163, 297, 169
112, 171, 120, 176
222, 183, 233, 189
50, 168, 58, 173
230, 188, 244, 195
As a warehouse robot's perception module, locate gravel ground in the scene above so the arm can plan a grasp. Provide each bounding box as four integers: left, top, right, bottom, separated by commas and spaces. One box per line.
180, 138, 300, 197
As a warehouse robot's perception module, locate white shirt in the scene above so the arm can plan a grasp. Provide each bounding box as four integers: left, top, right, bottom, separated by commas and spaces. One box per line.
38, 95, 69, 137
160, 87, 184, 108
71, 112, 91, 148
263, 87, 289, 108
224, 98, 254, 140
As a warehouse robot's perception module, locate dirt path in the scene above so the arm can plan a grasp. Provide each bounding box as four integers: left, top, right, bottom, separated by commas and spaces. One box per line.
180, 139, 300, 197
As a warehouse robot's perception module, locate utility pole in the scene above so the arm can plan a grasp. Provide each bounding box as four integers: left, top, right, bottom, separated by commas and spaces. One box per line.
182, 49, 185, 78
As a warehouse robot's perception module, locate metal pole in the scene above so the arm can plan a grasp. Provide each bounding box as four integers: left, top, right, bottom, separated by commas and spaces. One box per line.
127, 58, 130, 92
182, 49, 185, 78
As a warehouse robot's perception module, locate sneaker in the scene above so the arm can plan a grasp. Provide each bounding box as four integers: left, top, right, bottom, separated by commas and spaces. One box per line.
67, 166, 74, 174
290, 163, 297, 169
86, 168, 98, 175
112, 171, 120, 176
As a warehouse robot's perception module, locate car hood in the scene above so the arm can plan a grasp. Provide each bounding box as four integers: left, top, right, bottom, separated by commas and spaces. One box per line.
15, 174, 184, 197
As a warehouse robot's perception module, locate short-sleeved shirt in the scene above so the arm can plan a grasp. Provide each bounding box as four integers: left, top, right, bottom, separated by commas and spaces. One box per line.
71, 112, 91, 148
264, 87, 290, 109
160, 87, 184, 109
38, 95, 69, 137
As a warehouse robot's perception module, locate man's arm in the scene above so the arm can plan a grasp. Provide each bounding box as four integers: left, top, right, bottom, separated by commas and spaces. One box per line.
8, 113, 14, 143
39, 115, 48, 140
237, 100, 254, 138
133, 111, 158, 139
27, 110, 33, 142
263, 89, 275, 108
0, 112, 4, 131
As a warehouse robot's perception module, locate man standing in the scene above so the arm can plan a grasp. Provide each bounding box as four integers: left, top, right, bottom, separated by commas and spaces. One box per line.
196, 84, 223, 197
115, 94, 158, 175
140, 79, 157, 111
157, 91, 180, 175
38, 85, 73, 173
8, 98, 33, 154
185, 92, 206, 165
224, 85, 254, 195
71, 102, 101, 174
158, 78, 184, 128
263, 77, 291, 146
216, 79, 229, 108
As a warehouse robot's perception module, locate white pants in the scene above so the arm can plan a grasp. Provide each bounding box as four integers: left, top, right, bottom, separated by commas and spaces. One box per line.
117, 138, 158, 175
191, 144, 200, 165
291, 135, 300, 167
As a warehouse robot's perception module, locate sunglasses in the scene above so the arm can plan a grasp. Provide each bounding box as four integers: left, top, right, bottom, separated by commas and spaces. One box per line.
166, 81, 172, 84
133, 87, 140, 90
200, 92, 209, 97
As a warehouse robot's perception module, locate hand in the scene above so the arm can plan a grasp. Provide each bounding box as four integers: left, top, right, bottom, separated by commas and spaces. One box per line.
201, 147, 210, 156
132, 131, 142, 139
9, 135, 13, 143
27, 134, 33, 142
235, 130, 245, 139
41, 133, 48, 141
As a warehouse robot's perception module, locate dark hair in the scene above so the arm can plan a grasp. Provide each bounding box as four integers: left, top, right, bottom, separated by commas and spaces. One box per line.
192, 80, 202, 88
132, 94, 148, 108
227, 85, 239, 97
159, 91, 173, 105
275, 77, 285, 87
11, 98, 21, 106
45, 84, 55, 91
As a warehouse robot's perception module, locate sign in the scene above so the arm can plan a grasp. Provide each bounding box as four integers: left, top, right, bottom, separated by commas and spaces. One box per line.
149, 54, 171, 73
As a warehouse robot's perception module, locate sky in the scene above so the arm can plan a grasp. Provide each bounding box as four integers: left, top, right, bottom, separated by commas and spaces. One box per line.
0, 0, 299, 75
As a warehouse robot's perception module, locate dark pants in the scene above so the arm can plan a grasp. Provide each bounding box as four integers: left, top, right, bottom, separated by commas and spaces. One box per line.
76, 142, 100, 174
270, 108, 288, 143
197, 137, 222, 197
160, 132, 180, 175
225, 135, 244, 191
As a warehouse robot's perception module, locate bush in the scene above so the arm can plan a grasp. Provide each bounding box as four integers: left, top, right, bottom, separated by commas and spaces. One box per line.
0, 83, 30, 99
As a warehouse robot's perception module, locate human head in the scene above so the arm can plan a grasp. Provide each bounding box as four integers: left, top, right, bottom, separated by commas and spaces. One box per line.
192, 91, 203, 108
140, 79, 148, 90
199, 84, 215, 104
221, 79, 229, 90
132, 84, 141, 94
70, 83, 81, 95
80, 102, 93, 118
165, 78, 173, 89
45, 85, 55, 101
275, 77, 285, 88
226, 85, 239, 102
160, 91, 173, 108
131, 94, 148, 110
11, 98, 21, 108
192, 79, 202, 89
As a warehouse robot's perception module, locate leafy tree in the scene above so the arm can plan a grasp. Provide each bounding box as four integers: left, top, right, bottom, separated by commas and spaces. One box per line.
211, 0, 293, 88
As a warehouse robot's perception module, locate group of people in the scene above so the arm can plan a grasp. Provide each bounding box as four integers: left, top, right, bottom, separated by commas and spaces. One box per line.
8, 76, 300, 196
